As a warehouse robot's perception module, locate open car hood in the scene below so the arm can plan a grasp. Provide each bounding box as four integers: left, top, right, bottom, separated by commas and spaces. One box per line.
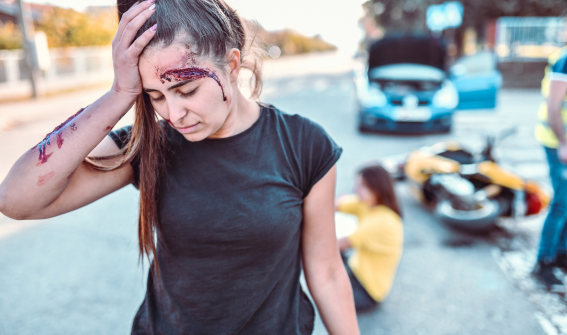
368, 34, 447, 71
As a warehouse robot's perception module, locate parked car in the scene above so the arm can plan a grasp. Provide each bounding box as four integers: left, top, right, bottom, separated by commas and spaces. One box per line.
355, 35, 502, 134
451, 52, 503, 109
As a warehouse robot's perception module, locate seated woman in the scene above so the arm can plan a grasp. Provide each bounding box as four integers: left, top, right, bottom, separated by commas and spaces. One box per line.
336, 164, 404, 311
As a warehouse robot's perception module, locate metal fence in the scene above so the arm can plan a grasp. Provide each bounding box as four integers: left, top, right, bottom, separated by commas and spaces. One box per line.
495, 17, 567, 62
0, 46, 113, 101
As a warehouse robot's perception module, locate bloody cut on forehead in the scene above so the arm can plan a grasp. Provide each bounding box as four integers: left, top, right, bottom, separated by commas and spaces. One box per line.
160, 67, 227, 102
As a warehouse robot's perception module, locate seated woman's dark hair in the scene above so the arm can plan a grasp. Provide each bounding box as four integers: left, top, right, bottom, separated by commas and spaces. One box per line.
359, 164, 402, 218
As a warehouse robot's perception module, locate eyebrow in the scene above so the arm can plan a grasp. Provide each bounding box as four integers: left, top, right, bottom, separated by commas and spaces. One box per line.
144, 79, 194, 93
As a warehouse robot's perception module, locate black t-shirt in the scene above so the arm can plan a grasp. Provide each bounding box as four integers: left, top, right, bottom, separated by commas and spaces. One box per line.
109, 104, 342, 335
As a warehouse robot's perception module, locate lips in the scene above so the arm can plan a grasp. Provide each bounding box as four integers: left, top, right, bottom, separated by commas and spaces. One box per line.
174, 122, 200, 134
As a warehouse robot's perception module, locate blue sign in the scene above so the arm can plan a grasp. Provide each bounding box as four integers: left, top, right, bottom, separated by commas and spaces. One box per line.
427, 5, 446, 32
426, 1, 463, 32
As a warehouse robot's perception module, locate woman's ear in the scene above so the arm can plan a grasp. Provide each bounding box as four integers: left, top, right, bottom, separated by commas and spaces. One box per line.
226, 48, 241, 83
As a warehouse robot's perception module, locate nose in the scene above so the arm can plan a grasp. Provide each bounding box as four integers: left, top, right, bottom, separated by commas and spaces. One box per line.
166, 97, 188, 126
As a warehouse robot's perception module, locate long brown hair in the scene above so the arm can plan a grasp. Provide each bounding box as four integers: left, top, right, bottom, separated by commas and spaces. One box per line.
85, 0, 264, 276
359, 165, 402, 218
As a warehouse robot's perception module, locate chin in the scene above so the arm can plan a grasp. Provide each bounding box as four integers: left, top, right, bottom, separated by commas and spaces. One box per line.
181, 132, 209, 142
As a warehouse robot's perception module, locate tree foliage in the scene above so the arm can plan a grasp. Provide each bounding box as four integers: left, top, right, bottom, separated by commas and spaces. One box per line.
35, 6, 117, 48
366, 0, 567, 55
0, 21, 22, 50
370, 0, 567, 35
0, 6, 335, 57
259, 28, 337, 56
0, 6, 118, 50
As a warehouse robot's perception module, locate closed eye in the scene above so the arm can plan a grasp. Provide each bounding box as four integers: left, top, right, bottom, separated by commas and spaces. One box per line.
180, 88, 198, 98
151, 95, 165, 102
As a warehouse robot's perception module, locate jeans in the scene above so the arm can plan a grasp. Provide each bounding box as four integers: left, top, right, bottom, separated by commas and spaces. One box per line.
537, 146, 567, 263
341, 254, 378, 312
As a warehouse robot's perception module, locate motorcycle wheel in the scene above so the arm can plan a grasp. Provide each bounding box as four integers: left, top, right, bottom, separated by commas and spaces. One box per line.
435, 199, 500, 233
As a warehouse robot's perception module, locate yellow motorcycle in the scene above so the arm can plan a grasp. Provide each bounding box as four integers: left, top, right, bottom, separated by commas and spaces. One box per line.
382, 129, 550, 232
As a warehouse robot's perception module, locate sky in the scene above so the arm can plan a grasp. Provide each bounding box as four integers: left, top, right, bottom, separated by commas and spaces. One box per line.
25, 0, 367, 54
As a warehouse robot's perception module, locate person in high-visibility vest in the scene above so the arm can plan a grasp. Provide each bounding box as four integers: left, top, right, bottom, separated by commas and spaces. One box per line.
534, 46, 567, 291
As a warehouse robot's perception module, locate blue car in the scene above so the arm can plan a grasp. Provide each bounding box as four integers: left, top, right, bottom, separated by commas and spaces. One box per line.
355, 35, 502, 134
451, 52, 503, 110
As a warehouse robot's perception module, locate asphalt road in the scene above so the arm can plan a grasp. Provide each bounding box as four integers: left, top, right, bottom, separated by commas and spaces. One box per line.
0, 52, 562, 335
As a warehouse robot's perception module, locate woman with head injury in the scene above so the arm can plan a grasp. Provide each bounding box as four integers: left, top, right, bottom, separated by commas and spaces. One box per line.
0, 0, 359, 333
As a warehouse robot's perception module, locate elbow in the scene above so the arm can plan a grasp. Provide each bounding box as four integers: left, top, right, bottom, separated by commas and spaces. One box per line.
0, 192, 7, 217
305, 257, 347, 290
0, 193, 30, 221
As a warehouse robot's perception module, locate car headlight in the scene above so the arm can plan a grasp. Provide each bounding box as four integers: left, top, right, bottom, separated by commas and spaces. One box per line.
433, 81, 459, 109
357, 82, 387, 108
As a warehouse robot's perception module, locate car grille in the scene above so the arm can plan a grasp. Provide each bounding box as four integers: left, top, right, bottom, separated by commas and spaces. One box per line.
390, 99, 430, 106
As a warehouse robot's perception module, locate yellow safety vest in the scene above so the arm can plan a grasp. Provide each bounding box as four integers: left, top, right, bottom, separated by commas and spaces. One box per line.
535, 46, 567, 148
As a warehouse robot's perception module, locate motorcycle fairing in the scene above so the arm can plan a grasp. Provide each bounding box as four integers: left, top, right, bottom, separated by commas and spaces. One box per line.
476, 161, 524, 191
405, 150, 460, 184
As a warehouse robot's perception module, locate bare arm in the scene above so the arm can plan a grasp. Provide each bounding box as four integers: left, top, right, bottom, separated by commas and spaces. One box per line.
302, 165, 360, 335
548, 80, 567, 161
0, 1, 157, 220
0, 95, 134, 220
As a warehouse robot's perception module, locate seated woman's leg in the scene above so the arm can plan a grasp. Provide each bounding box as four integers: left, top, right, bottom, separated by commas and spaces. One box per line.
341, 254, 378, 312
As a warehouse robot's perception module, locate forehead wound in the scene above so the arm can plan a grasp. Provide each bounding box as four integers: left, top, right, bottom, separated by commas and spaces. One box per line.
142, 45, 200, 77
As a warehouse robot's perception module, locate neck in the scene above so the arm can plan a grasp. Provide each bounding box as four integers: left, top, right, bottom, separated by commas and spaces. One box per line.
208, 89, 260, 139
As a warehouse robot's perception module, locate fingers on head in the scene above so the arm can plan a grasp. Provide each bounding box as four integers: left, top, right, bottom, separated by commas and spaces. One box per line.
120, 4, 156, 48
129, 27, 157, 56
122, 1, 151, 24
115, 1, 148, 44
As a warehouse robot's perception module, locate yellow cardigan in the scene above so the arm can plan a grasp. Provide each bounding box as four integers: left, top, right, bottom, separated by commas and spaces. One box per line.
337, 195, 403, 302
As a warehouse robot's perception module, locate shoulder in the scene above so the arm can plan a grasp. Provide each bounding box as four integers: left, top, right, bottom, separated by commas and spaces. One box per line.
264, 103, 341, 154
261, 103, 327, 136
261, 103, 340, 154
108, 125, 132, 149
368, 206, 402, 227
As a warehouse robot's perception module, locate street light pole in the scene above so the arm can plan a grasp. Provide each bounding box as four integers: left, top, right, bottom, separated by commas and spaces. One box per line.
16, 0, 43, 99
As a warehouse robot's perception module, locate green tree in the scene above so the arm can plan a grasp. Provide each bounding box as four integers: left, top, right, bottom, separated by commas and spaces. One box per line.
260, 28, 337, 56
36, 7, 117, 48
368, 0, 567, 53
371, 0, 567, 34
0, 21, 22, 50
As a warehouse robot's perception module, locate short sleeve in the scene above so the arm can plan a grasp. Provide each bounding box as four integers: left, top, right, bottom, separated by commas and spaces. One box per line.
550, 55, 567, 83
108, 125, 140, 189
300, 118, 342, 197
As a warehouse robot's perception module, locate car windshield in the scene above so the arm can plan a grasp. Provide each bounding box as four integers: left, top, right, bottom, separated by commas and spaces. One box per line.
367, 34, 447, 70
